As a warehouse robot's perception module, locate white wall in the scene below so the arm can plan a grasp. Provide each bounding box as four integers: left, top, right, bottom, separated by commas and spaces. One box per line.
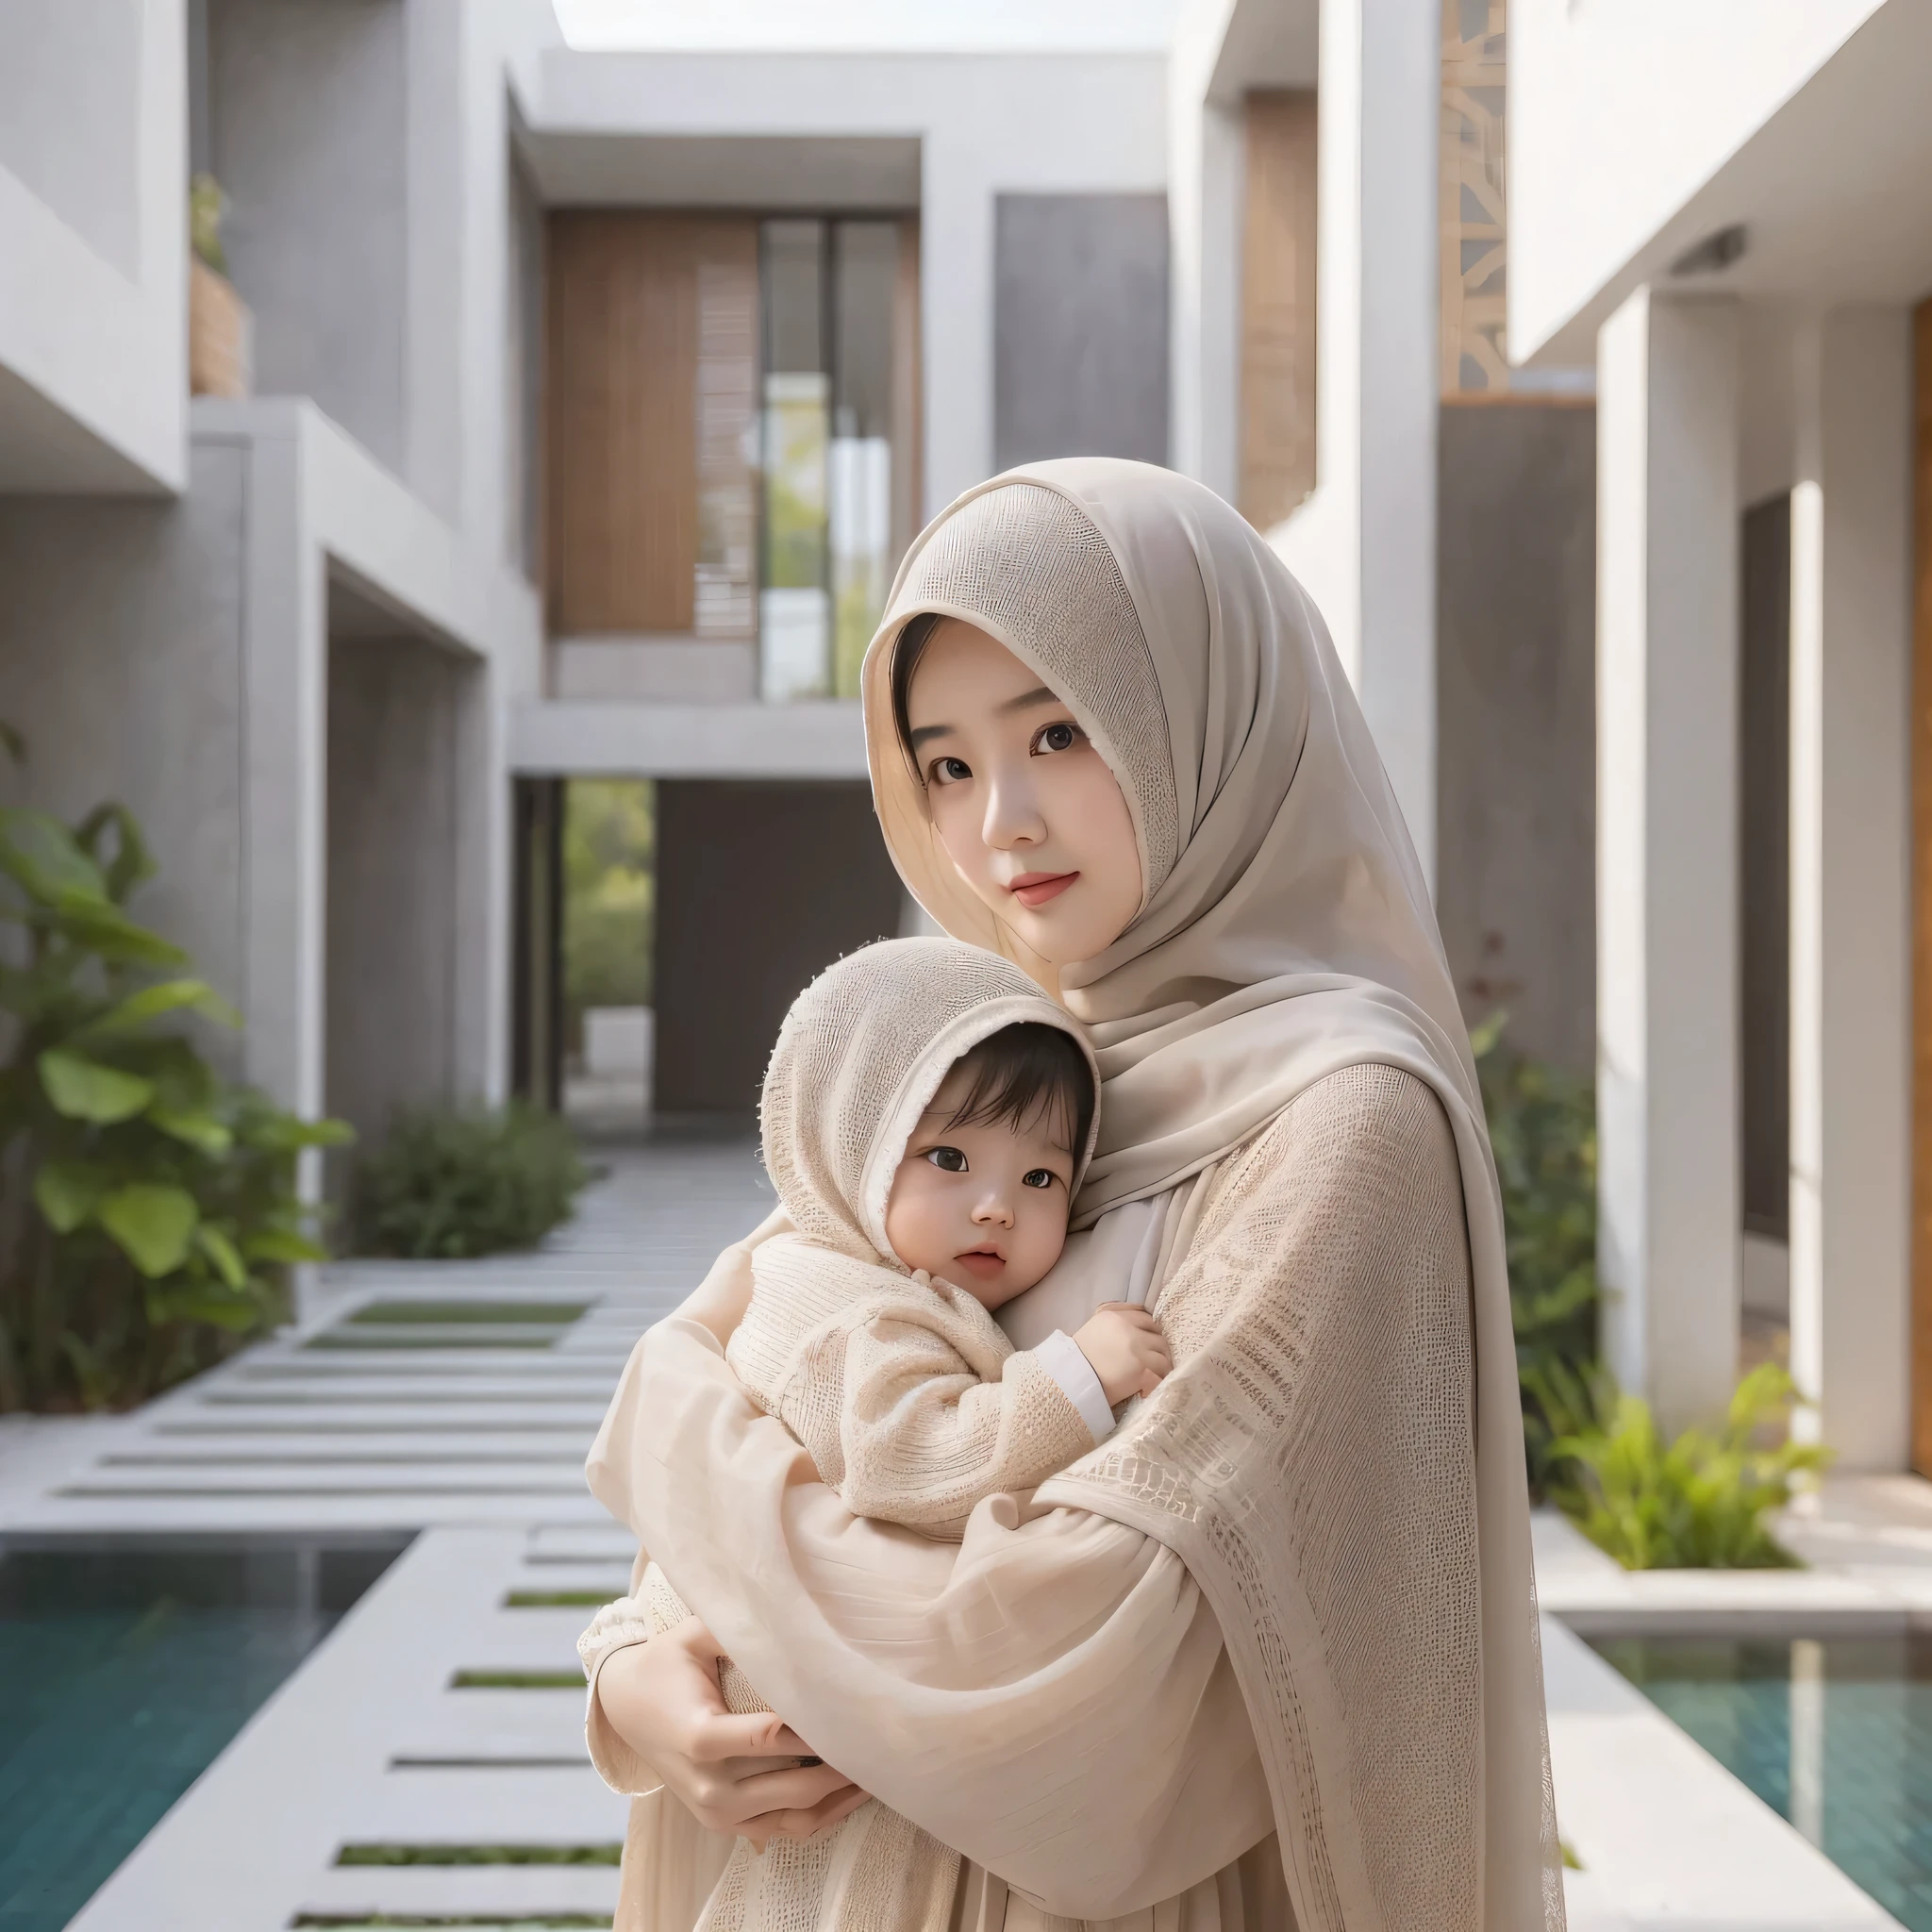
525, 48, 1167, 517
0, 0, 188, 491
1508, 0, 1882, 362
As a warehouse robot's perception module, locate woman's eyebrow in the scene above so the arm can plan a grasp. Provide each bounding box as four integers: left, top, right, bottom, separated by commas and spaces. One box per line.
996, 686, 1059, 716
908, 721, 954, 748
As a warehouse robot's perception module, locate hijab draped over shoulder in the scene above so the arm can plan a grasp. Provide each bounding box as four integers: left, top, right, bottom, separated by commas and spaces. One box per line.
860, 460, 1564, 1930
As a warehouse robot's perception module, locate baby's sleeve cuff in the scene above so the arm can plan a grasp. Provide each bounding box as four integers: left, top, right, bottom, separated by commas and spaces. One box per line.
1033, 1328, 1117, 1444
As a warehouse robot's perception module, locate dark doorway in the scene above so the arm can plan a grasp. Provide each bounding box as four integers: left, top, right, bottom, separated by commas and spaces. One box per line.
511, 776, 564, 1111
1740, 493, 1791, 1250
654, 780, 904, 1113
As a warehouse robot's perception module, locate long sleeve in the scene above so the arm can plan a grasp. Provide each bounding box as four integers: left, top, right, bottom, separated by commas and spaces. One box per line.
832, 1310, 1099, 1535
727, 1235, 1101, 1538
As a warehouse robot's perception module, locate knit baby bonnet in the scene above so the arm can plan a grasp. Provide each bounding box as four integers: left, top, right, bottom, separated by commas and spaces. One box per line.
758, 938, 1098, 1267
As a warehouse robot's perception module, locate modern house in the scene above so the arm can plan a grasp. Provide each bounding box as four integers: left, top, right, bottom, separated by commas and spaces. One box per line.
0, 0, 1595, 1260
1509, 0, 1932, 1470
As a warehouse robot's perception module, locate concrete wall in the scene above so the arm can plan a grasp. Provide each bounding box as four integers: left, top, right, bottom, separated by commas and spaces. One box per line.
525, 48, 1167, 514
993, 193, 1170, 470
325, 635, 470, 1157
0, 451, 251, 1071
0, 0, 188, 491
209, 0, 409, 478
1435, 402, 1596, 1072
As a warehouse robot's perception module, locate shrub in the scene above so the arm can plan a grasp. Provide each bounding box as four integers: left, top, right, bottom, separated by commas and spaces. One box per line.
356, 1105, 590, 1259
1553, 1363, 1831, 1569
1473, 1016, 1600, 1499
0, 787, 348, 1412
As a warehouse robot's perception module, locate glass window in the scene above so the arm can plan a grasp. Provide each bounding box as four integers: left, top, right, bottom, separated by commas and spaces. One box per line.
830, 222, 898, 698
760, 221, 831, 701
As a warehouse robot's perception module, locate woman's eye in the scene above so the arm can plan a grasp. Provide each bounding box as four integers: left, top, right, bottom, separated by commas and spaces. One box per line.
1032, 721, 1081, 755
928, 756, 972, 785
924, 1146, 968, 1173
1022, 1168, 1058, 1190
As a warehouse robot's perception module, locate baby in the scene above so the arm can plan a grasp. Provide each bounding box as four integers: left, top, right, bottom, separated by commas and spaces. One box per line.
582, 938, 1170, 1931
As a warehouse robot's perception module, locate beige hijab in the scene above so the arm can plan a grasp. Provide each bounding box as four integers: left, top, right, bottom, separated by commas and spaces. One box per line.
860, 459, 1562, 1931
758, 936, 1097, 1264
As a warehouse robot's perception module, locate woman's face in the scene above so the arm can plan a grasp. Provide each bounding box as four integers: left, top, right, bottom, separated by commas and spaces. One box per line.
905, 620, 1141, 969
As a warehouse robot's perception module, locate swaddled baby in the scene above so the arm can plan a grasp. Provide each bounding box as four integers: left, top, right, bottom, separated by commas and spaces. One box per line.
580, 938, 1170, 1932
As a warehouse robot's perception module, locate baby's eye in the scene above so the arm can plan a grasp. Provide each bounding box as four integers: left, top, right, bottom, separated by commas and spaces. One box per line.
1031, 721, 1081, 756
1022, 1168, 1058, 1190
924, 1145, 968, 1173
927, 755, 972, 785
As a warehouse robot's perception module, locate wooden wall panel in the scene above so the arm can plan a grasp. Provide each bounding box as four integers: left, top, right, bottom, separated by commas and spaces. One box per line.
891, 217, 923, 564
545, 215, 758, 637
1911, 299, 1932, 1474
1240, 91, 1318, 532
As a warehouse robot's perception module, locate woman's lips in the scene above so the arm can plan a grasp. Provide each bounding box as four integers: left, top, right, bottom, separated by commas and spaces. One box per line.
1008, 870, 1078, 909
952, 1249, 1006, 1279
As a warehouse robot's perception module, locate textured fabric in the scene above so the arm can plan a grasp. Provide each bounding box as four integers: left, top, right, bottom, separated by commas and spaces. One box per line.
858, 459, 1561, 1931
759, 937, 1097, 1262
588, 937, 1112, 1932
731, 1242, 1098, 1534
587, 1066, 1476, 1928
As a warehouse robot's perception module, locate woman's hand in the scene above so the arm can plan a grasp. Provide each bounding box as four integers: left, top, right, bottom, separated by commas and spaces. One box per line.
596, 1617, 871, 1849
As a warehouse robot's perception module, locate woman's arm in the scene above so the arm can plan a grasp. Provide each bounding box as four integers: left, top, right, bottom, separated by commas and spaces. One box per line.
587, 1313, 1274, 1918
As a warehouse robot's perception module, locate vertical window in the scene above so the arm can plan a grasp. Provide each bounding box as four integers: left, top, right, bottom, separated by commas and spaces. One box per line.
759, 218, 907, 702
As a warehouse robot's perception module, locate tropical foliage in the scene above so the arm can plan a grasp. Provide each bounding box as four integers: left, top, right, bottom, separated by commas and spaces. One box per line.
0, 783, 348, 1411
1554, 1363, 1830, 1569
355, 1104, 591, 1260
563, 779, 654, 1047
1472, 1016, 1601, 1499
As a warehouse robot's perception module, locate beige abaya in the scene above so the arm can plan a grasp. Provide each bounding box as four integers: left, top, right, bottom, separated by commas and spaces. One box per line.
584, 459, 1566, 1932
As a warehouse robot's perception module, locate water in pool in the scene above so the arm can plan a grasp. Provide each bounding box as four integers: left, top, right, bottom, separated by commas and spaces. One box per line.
0, 1536, 405, 1932
1595, 1631, 1932, 1928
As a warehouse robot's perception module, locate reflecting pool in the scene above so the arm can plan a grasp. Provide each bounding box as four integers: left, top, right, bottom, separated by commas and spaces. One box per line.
1595, 1631, 1932, 1929
0, 1535, 406, 1932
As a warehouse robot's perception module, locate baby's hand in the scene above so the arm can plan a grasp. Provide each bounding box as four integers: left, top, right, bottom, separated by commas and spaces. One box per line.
1072, 1303, 1173, 1406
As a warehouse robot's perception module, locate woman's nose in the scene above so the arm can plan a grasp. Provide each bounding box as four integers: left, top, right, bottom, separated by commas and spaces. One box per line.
980, 762, 1045, 852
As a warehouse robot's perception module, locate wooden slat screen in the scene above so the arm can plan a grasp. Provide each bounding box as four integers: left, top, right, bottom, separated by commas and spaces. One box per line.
545, 214, 758, 637
1241, 91, 1318, 532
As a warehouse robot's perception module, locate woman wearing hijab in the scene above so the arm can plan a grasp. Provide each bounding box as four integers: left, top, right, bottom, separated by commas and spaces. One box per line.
583, 460, 1566, 1932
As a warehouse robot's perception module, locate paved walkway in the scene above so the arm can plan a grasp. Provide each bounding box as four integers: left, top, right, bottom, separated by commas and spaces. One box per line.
0, 1135, 771, 1932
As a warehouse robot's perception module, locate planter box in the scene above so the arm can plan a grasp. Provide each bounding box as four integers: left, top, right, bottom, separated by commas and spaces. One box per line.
189, 257, 252, 399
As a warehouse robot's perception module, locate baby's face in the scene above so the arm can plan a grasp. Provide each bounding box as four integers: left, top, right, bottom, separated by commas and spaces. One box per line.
882, 1066, 1074, 1309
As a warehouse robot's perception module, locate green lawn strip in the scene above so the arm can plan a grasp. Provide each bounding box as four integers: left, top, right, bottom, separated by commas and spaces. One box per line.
503, 1590, 610, 1608
304, 1334, 558, 1352
346, 1302, 591, 1325
334, 1845, 621, 1868
450, 1668, 584, 1690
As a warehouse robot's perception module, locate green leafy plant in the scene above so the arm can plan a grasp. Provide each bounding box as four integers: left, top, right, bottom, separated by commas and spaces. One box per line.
355, 1105, 590, 1259
0, 788, 349, 1411
562, 779, 653, 1047
189, 173, 228, 275
1553, 1362, 1830, 1570
1473, 1016, 1601, 1498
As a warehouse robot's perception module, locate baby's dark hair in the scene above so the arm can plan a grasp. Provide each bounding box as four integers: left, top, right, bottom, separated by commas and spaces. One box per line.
939, 1022, 1094, 1163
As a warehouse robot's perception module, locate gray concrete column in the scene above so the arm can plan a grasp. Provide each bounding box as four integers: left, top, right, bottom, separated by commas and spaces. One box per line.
1595, 288, 1742, 1435
1788, 308, 1912, 1468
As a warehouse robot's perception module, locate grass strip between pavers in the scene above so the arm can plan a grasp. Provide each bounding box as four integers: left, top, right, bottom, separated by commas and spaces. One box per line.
449, 1669, 584, 1690
346, 1302, 592, 1325
334, 1845, 621, 1868
503, 1590, 610, 1608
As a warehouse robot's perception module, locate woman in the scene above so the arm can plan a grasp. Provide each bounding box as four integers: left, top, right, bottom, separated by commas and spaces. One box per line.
583, 460, 1564, 1932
